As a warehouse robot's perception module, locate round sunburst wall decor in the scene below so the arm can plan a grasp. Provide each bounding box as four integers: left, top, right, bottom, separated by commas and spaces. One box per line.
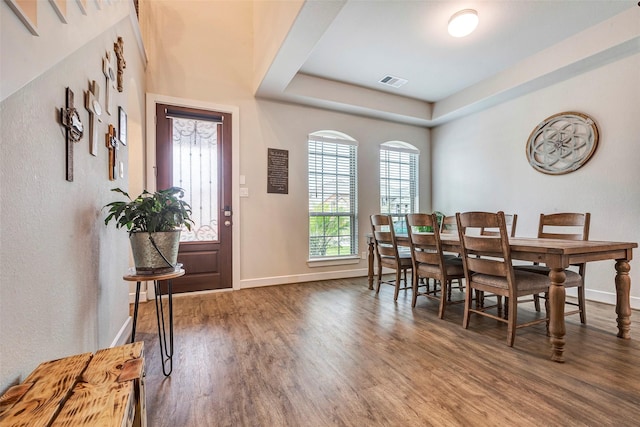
526, 111, 599, 175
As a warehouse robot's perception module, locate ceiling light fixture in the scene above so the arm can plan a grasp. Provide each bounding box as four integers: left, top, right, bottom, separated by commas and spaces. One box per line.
448, 9, 479, 38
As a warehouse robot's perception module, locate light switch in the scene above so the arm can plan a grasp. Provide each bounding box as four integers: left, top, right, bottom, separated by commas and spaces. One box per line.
240, 175, 246, 185
240, 187, 249, 197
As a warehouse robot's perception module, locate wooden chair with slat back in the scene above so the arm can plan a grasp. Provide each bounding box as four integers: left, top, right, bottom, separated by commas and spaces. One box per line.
406, 213, 465, 318
370, 214, 413, 301
456, 211, 550, 347
479, 214, 518, 311
515, 212, 590, 324
480, 213, 518, 238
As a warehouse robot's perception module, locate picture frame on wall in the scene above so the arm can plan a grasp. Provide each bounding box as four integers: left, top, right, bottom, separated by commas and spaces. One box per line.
118, 107, 127, 146
5, 0, 39, 35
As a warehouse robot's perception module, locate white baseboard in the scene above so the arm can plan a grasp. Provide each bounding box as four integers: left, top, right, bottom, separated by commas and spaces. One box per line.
585, 288, 640, 310
110, 316, 132, 348
240, 268, 368, 288
128, 291, 147, 304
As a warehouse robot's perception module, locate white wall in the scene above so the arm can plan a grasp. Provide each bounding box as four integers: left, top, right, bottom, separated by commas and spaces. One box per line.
0, 11, 146, 392
432, 52, 640, 309
141, 1, 431, 288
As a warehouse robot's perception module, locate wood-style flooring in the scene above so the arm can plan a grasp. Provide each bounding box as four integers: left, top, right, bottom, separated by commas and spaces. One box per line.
132, 277, 640, 427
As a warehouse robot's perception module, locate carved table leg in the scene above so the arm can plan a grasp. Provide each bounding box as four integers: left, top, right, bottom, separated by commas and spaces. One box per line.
548, 268, 566, 363
368, 238, 375, 290
615, 259, 632, 339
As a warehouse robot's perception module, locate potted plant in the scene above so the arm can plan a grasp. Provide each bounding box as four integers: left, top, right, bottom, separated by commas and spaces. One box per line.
104, 187, 194, 274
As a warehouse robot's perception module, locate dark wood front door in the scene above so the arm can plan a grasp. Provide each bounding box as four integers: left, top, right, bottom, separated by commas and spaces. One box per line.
155, 103, 232, 293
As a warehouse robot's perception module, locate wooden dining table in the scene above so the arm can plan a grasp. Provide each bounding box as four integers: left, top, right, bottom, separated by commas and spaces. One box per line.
366, 234, 637, 362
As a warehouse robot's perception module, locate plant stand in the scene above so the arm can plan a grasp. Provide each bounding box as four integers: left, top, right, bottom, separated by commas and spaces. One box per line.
124, 267, 185, 376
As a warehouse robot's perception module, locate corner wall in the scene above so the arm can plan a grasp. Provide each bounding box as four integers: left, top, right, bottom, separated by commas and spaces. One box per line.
432, 52, 640, 309
0, 14, 146, 392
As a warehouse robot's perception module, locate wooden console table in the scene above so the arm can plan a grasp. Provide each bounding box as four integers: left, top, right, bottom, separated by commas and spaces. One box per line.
0, 342, 146, 426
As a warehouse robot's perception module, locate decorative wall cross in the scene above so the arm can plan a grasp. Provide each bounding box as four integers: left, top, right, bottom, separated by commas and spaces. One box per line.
106, 124, 119, 181
84, 80, 102, 156
114, 37, 126, 92
102, 51, 116, 115
60, 87, 84, 182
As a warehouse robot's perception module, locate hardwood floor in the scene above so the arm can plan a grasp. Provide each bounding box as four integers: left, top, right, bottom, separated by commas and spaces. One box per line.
133, 277, 640, 426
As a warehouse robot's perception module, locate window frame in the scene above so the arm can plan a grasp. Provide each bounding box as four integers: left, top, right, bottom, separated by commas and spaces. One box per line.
379, 141, 419, 234
308, 132, 359, 261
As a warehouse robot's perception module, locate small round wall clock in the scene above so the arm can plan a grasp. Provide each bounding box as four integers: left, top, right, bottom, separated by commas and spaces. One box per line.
526, 111, 599, 175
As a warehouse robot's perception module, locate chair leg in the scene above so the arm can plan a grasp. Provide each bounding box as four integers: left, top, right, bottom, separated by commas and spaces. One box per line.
578, 284, 586, 324
394, 269, 401, 301
507, 298, 517, 347
412, 273, 419, 308
463, 287, 473, 329
544, 292, 550, 336
375, 263, 383, 295
438, 280, 448, 319
533, 294, 541, 312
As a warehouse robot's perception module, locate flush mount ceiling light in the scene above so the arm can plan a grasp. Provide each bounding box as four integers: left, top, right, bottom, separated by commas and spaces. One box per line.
448, 9, 479, 37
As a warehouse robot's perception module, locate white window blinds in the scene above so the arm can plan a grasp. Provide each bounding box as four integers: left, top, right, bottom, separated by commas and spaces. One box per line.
308, 134, 358, 258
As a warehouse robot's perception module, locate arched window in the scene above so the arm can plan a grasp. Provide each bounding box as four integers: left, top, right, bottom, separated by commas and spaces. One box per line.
308, 131, 358, 259
380, 141, 419, 233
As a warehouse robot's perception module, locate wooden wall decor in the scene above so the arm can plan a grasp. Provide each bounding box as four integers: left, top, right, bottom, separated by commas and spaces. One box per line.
526, 111, 599, 175
75, 0, 86, 15
5, 0, 39, 36
60, 88, 84, 182
48, 0, 67, 23
102, 51, 116, 115
106, 124, 119, 180
114, 37, 126, 92
84, 80, 102, 156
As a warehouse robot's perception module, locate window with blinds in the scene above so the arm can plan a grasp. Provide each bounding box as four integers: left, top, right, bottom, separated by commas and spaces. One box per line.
380, 141, 419, 233
308, 132, 358, 259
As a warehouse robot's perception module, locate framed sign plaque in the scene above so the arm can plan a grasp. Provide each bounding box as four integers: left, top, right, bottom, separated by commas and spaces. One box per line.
267, 148, 288, 194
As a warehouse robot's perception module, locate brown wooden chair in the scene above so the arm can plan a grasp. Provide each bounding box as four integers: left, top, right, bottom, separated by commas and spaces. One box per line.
480, 213, 518, 238
479, 213, 518, 310
515, 212, 590, 324
456, 211, 550, 347
406, 213, 465, 318
370, 214, 413, 301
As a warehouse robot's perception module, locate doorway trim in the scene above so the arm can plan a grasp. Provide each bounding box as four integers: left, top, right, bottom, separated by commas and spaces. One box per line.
145, 93, 240, 292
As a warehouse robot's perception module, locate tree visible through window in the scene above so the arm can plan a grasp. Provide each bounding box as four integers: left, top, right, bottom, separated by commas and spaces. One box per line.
308, 131, 358, 258
380, 141, 419, 233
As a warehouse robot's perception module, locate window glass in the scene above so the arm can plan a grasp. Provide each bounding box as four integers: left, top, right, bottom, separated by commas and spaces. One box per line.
380, 141, 419, 234
308, 131, 358, 258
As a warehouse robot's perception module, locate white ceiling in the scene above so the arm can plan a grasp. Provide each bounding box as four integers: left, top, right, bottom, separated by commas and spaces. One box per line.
256, 0, 639, 127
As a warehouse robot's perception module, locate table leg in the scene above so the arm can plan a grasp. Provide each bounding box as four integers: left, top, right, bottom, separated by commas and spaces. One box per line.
368, 238, 374, 290
615, 259, 632, 339
131, 281, 141, 343
548, 268, 566, 363
154, 279, 174, 376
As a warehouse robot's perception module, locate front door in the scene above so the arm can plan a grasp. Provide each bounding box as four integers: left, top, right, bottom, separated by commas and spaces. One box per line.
155, 103, 232, 292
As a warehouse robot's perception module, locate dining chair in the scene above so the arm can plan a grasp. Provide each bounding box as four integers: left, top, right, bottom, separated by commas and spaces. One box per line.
480, 213, 518, 238
456, 211, 550, 347
370, 214, 413, 301
406, 213, 466, 318
440, 215, 458, 236
479, 213, 518, 311
515, 212, 590, 324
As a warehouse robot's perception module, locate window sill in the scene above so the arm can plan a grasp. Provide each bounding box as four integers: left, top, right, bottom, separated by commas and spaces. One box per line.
307, 256, 361, 268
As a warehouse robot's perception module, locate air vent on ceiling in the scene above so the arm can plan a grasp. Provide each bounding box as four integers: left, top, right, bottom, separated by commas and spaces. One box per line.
378, 75, 408, 88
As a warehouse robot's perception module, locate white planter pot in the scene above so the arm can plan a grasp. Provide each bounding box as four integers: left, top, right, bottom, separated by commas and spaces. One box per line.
129, 231, 181, 274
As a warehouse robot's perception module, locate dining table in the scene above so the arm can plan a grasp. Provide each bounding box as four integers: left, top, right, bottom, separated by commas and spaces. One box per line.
366, 234, 637, 363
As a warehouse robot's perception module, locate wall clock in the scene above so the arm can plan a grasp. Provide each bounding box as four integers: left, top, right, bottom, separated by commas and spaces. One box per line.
526, 111, 599, 175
